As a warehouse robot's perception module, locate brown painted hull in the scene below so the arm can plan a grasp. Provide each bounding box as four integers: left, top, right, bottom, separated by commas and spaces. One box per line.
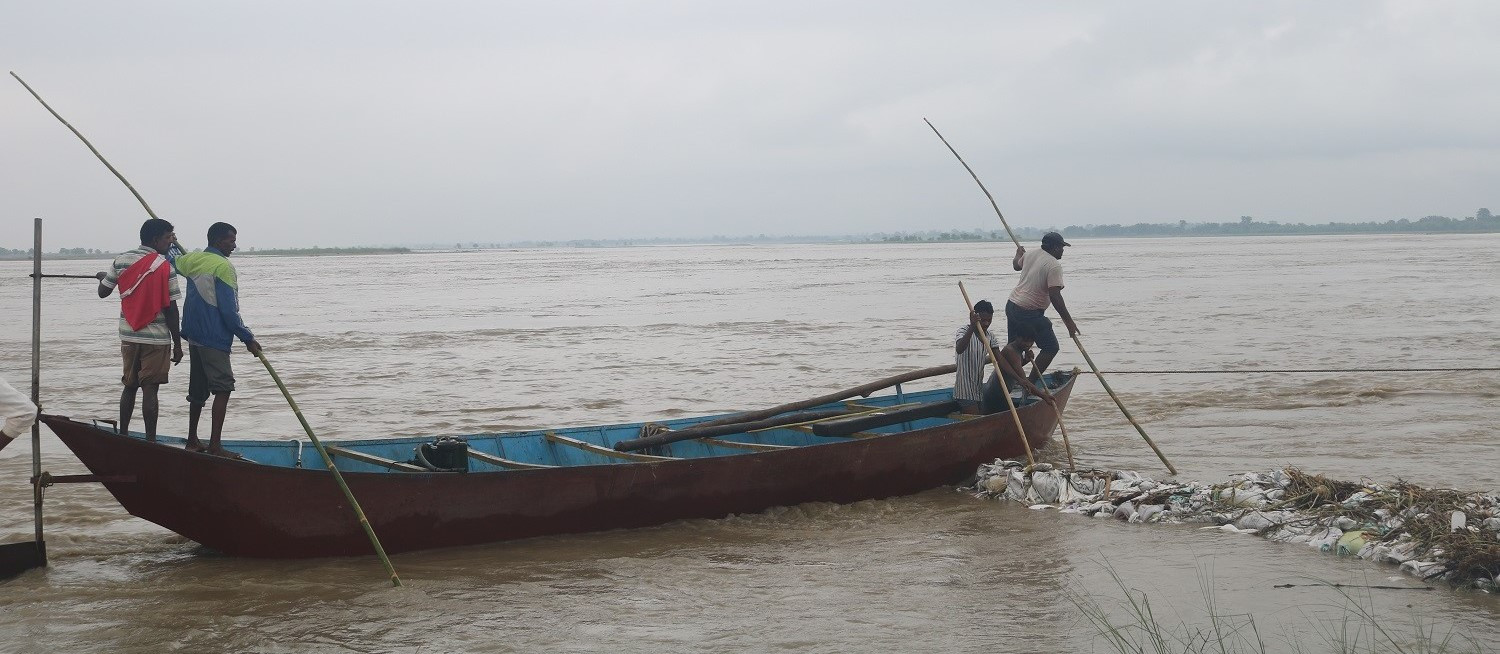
41, 379, 1071, 558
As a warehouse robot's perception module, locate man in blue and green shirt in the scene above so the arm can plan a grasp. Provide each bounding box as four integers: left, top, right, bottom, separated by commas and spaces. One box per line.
176, 221, 262, 457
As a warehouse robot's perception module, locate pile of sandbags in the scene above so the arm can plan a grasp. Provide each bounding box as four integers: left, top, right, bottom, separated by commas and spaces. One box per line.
970, 460, 1500, 591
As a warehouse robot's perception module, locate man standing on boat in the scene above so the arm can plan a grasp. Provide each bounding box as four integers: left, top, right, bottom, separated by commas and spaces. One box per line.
0, 375, 38, 453
96, 218, 184, 441
175, 222, 261, 457
1007, 231, 1079, 383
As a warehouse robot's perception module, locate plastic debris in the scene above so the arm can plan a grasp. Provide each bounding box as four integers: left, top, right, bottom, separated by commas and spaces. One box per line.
968, 460, 1500, 591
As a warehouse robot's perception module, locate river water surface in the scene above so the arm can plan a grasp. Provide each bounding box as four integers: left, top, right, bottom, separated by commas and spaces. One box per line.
0, 235, 1497, 652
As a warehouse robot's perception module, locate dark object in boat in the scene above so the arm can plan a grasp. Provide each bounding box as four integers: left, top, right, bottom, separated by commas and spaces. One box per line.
414, 437, 469, 472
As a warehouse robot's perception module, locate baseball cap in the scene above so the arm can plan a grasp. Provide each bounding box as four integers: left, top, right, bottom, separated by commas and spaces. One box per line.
1041, 231, 1071, 247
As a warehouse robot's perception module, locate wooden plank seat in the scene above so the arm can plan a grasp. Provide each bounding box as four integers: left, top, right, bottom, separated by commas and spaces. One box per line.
545, 432, 679, 462
812, 401, 963, 438
467, 449, 555, 470
325, 445, 426, 472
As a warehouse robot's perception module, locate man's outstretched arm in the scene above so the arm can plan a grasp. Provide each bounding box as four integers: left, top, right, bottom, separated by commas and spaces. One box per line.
1047, 287, 1079, 336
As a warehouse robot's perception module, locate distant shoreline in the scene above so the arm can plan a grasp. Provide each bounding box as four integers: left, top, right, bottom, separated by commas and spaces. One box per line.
2, 215, 1495, 259
0, 246, 412, 261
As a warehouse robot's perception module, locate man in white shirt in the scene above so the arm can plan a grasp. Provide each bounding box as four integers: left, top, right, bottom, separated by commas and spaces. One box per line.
0, 375, 38, 453
954, 300, 1003, 413
954, 302, 1055, 414
1006, 231, 1080, 383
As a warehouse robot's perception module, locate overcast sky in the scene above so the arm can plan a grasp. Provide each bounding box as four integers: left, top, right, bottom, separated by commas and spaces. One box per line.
3, 1, 1497, 249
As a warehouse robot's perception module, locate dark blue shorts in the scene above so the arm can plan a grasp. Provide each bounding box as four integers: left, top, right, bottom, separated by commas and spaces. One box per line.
1005, 301, 1060, 355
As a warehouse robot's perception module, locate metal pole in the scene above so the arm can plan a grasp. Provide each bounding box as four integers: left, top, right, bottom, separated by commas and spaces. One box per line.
30, 219, 46, 552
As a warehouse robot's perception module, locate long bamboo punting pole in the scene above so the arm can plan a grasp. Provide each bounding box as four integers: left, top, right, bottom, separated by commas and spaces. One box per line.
10, 72, 162, 220
1031, 372, 1075, 469
918, 117, 1026, 246
957, 282, 1034, 466
256, 353, 402, 587
1071, 335, 1175, 475
926, 117, 1173, 473
617, 364, 957, 445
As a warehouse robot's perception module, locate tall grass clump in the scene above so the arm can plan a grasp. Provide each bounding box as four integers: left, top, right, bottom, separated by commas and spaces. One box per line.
1065, 563, 1486, 654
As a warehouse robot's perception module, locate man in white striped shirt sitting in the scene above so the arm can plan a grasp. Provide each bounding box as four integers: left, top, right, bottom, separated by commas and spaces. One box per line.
955, 301, 1054, 414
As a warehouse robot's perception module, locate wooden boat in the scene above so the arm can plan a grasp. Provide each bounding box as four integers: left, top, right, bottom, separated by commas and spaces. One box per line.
39, 370, 1075, 558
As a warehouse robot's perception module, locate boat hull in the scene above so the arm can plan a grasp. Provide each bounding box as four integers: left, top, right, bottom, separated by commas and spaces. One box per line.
41, 380, 1071, 558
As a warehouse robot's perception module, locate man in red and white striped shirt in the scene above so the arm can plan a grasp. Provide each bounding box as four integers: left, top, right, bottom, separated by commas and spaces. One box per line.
96, 218, 183, 441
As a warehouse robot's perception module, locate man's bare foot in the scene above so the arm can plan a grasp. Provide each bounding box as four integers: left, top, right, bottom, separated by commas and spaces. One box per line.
185, 441, 207, 453
206, 446, 243, 460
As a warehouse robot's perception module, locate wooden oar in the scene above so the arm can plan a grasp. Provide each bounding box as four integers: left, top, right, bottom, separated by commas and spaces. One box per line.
1070, 336, 1176, 475
957, 282, 1034, 466
927, 117, 1172, 473
615, 364, 956, 448
256, 352, 403, 586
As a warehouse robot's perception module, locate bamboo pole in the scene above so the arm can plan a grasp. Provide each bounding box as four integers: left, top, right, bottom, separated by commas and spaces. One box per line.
11, 72, 184, 256
256, 352, 402, 587
1031, 372, 1075, 469
1070, 335, 1176, 475
615, 365, 957, 451
924, 118, 1018, 245
10, 72, 161, 221
957, 282, 1034, 466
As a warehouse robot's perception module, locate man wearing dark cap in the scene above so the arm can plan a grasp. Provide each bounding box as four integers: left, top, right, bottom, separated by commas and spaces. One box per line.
1007, 231, 1079, 385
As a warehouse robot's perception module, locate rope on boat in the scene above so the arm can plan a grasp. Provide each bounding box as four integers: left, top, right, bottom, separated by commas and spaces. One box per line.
1090, 367, 1500, 374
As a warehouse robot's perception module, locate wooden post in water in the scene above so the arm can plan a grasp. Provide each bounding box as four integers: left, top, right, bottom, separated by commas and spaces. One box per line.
256, 352, 402, 587
958, 282, 1035, 467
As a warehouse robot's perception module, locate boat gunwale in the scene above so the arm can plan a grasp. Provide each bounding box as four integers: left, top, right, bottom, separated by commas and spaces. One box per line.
39, 372, 1074, 478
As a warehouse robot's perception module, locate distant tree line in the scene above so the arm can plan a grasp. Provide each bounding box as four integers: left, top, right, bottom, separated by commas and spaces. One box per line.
878, 208, 1498, 242
5, 209, 1494, 255
0, 247, 112, 260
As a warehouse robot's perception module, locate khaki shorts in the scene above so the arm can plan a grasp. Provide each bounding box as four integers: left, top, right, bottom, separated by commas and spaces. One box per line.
121, 343, 171, 387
